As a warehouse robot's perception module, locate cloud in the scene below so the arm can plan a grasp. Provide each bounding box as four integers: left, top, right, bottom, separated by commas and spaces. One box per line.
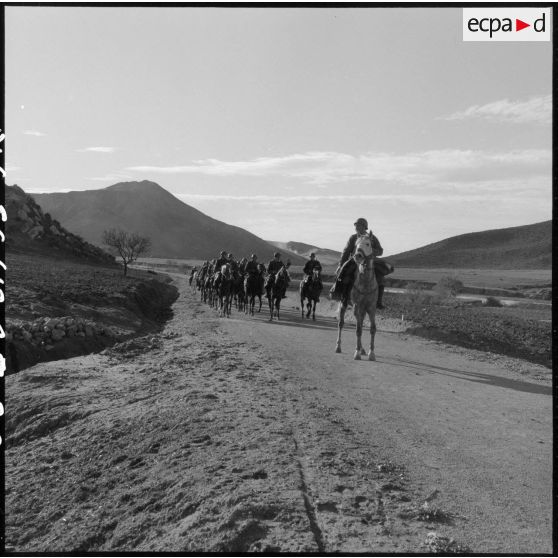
23, 130, 46, 137
441, 95, 551, 125
76, 146, 116, 153
126, 148, 551, 187
176, 186, 548, 206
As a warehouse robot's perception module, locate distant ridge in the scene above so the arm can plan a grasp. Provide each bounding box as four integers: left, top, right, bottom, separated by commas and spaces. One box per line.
268, 240, 341, 266
33, 181, 306, 263
389, 221, 551, 269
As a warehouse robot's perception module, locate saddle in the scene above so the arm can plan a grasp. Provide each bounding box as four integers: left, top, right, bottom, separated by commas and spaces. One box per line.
329, 260, 351, 301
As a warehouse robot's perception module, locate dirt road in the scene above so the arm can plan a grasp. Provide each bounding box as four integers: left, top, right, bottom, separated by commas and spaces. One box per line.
5, 277, 552, 553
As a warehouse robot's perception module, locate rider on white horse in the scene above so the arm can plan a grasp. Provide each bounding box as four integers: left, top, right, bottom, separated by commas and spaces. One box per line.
336, 217, 387, 308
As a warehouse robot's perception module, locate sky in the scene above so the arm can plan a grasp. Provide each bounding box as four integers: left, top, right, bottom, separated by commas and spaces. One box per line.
5, 6, 553, 256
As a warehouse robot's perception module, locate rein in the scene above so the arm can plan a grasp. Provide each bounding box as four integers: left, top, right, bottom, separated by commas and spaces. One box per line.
352, 255, 376, 295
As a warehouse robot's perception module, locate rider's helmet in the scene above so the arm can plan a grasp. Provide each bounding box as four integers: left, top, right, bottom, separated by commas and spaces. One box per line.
274, 252, 281, 258
310, 252, 316, 258
354, 217, 368, 228
220, 250, 226, 256
251, 253, 257, 259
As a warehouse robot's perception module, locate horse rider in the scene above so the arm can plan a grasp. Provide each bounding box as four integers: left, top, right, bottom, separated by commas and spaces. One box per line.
303, 253, 323, 290
336, 217, 388, 309
267, 252, 285, 275
227, 253, 239, 274
189, 265, 197, 286
266, 252, 291, 298
215, 251, 229, 272
245, 253, 259, 276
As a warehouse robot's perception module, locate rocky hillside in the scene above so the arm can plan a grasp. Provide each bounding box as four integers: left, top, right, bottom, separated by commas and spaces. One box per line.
33, 181, 306, 264
6, 184, 115, 264
389, 221, 551, 269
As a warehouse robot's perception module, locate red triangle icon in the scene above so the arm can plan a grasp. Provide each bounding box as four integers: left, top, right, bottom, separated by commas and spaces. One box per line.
516, 19, 530, 31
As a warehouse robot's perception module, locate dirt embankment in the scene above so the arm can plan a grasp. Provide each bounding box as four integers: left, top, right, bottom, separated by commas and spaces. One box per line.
6, 254, 179, 374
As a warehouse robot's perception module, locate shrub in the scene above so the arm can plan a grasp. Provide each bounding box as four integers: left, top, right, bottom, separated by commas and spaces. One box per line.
434, 275, 464, 297
483, 296, 502, 307
403, 283, 442, 307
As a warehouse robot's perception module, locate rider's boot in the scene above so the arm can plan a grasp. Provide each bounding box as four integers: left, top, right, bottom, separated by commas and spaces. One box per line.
376, 285, 385, 309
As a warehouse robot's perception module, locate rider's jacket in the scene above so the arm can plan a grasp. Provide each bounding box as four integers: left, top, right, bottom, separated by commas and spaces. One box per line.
339, 233, 383, 267
215, 257, 228, 270
267, 260, 284, 275
303, 260, 322, 275
245, 260, 259, 275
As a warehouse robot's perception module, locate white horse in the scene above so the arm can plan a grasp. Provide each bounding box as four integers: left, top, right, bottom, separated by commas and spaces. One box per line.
335, 232, 379, 360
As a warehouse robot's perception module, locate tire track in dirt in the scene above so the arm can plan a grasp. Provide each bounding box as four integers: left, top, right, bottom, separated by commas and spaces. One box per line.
290, 433, 326, 552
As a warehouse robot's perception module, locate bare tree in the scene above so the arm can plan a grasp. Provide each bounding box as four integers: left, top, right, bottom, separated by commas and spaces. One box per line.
102, 228, 151, 276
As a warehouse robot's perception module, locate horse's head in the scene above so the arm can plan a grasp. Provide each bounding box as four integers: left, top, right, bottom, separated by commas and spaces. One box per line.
354, 232, 374, 271
221, 263, 231, 277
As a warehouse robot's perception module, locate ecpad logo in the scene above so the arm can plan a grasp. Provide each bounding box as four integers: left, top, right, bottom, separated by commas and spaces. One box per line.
463, 8, 551, 42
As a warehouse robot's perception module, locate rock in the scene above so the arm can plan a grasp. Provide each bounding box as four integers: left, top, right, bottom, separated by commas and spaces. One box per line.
66, 325, 77, 337
44, 318, 60, 330
51, 329, 65, 341
27, 225, 45, 239
84, 325, 94, 337
22, 330, 33, 342
17, 207, 32, 222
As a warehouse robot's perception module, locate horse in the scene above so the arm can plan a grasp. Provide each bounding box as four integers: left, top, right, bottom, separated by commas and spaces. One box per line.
215, 264, 234, 317
300, 268, 323, 320
268, 265, 290, 321
335, 232, 378, 360
232, 270, 246, 312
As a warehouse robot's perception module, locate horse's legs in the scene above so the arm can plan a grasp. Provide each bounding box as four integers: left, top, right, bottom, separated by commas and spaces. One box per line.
335, 302, 347, 353
367, 305, 377, 360
268, 293, 273, 321
301, 295, 305, 319
312, 299, 316, 321
353, 305, 365, 360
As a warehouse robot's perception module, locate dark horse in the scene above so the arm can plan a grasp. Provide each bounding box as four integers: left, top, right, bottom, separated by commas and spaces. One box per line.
300, 269, 323, 320
215, 264, 234, 317
232, 270, 246, 312
267, 265, 290, 321
335, 233, 378, 360
244, 265, 265, 316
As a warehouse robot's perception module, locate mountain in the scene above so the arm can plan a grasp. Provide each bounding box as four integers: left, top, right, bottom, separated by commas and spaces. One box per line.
268, 241, 341, 266
389, 221, 551, 269
32, 181, 306, 264
6, 184, 116, 264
